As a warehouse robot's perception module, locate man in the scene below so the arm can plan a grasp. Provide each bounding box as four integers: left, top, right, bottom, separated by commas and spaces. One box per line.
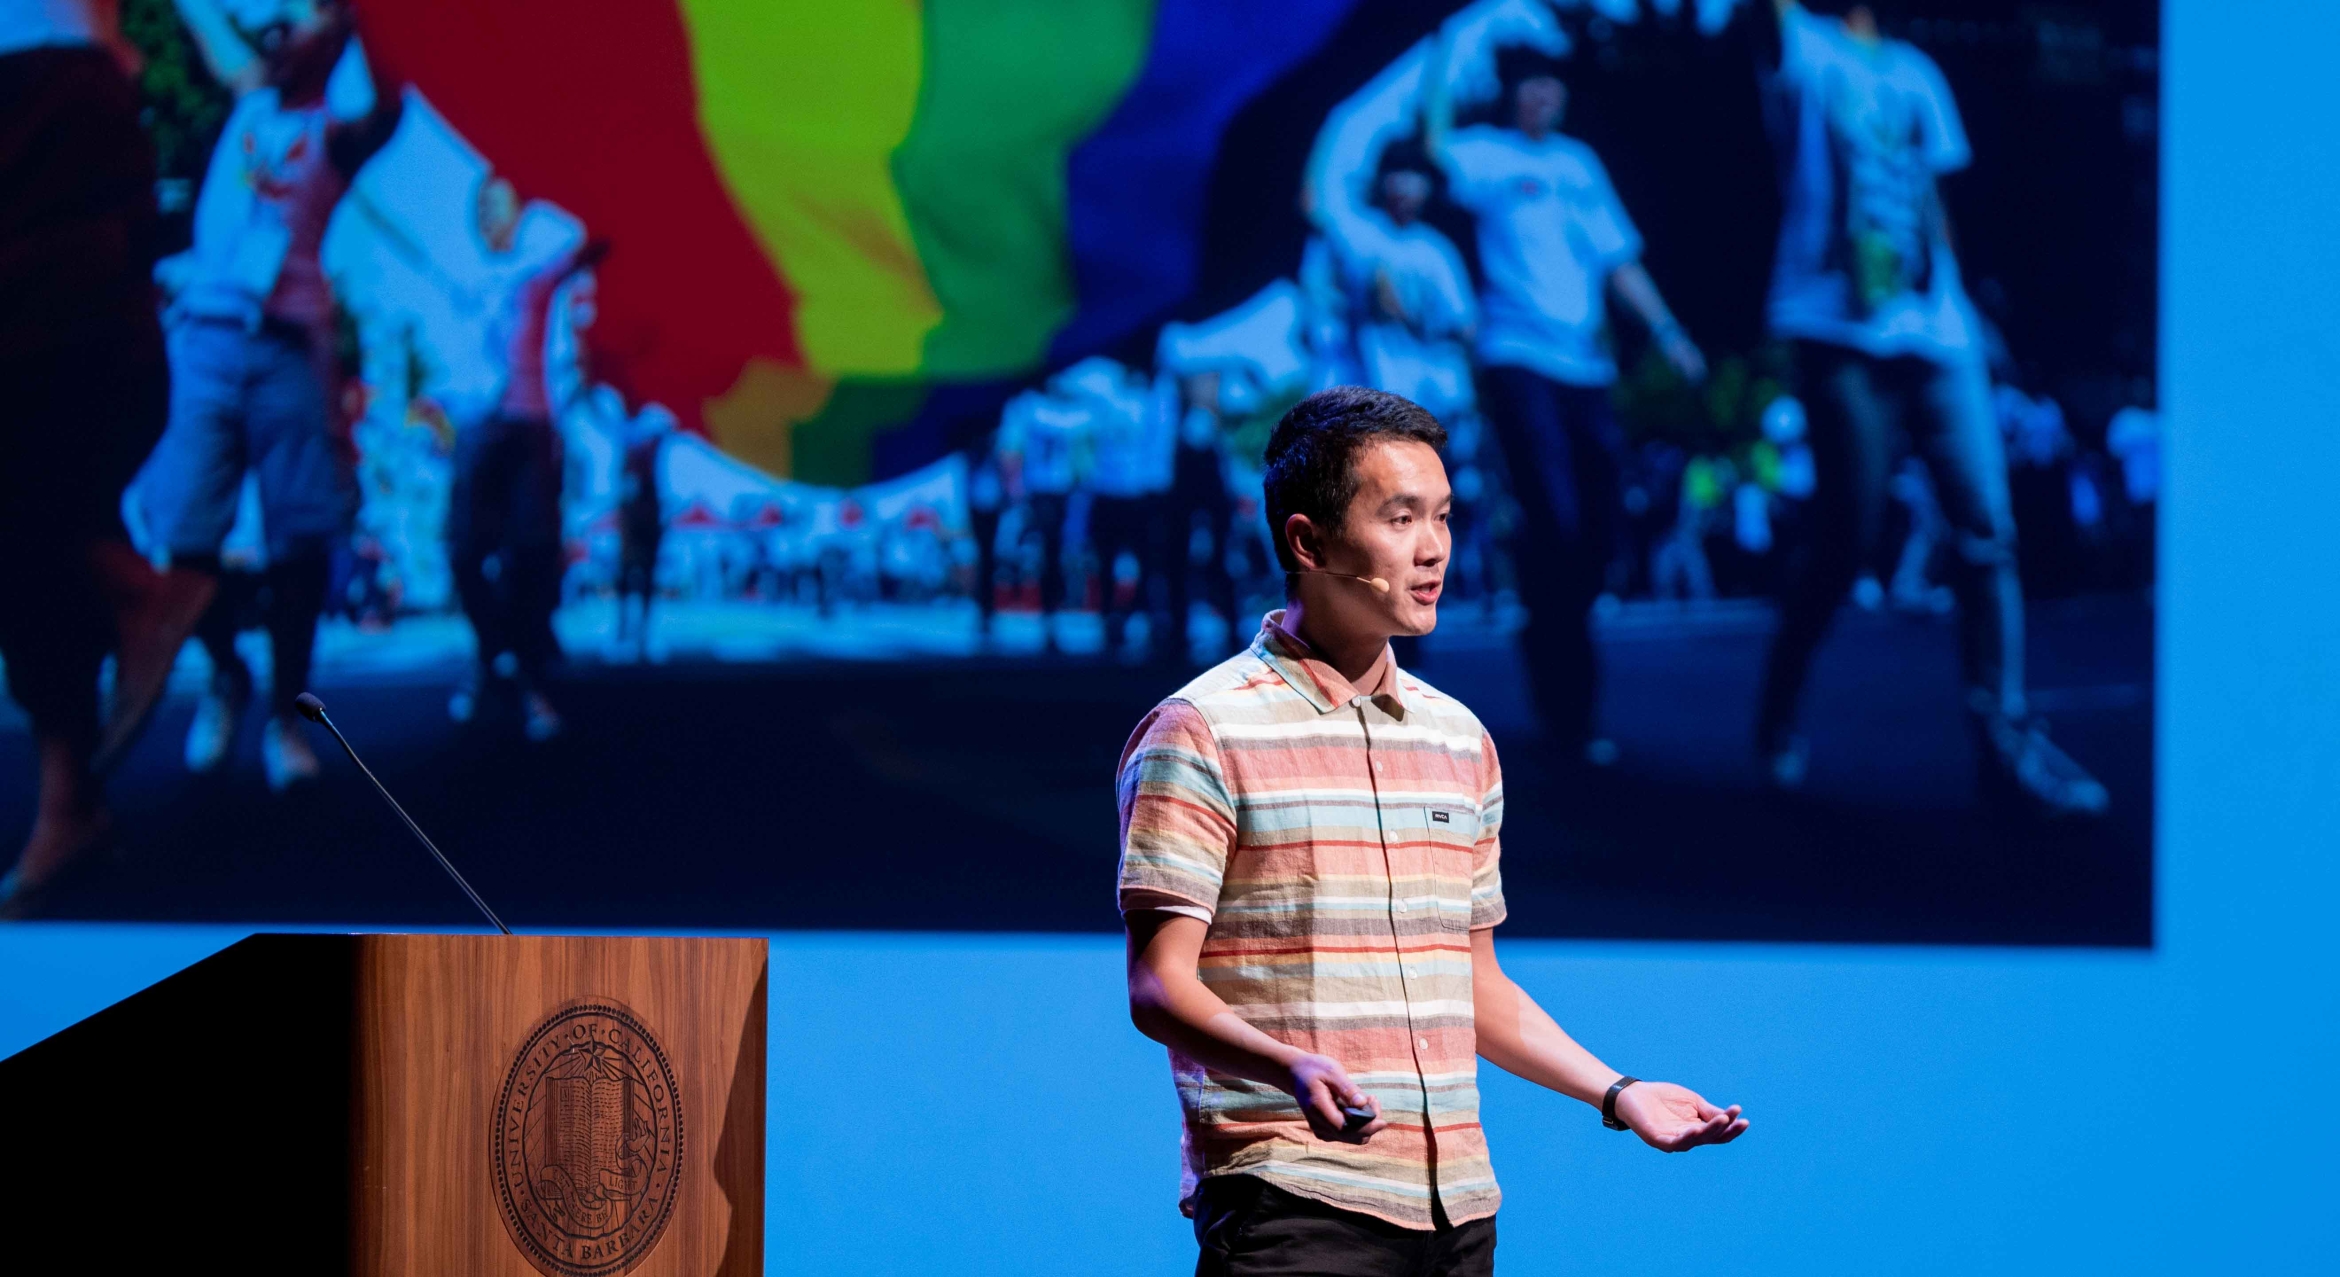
445, 174, 602, 740
1119, 387, 1746, 1276
613, 401, 671, 660
1751, 0, 2106, 816
136, 0, 400, 790
1157, 282, 1322, 664
994, 372, 1091, 654
1345, 141, 1506, 629
0, 0, 215, 913
1349, 142, 1478, 429
1426, 44, 1706, 764
1066, 357, 1177, 661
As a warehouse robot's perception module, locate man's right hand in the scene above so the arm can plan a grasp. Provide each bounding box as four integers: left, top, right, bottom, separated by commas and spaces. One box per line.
1286, 1053, 1388, 1143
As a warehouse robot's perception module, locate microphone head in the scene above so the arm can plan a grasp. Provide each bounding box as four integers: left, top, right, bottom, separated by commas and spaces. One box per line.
293, 692, 327, 723
1365, 576, 1391, 594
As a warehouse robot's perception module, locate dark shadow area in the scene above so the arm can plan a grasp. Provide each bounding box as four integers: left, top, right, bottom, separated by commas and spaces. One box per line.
712, 963, 768, 1277
0, 594, 2149, 946
0, 935, 357, 1268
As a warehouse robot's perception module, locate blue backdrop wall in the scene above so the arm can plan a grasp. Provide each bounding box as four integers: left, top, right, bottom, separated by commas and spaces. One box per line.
4, 0, 2336, 1270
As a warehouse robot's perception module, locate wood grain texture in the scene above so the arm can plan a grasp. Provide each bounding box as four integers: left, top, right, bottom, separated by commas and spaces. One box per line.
351, 935, 766, 1277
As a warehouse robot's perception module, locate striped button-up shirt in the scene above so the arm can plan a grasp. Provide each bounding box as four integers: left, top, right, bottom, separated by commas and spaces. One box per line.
1116, 612, 1507, 1229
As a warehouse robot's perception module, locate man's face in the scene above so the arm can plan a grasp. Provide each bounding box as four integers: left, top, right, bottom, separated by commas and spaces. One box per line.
1380, 170, 1431, 224
476, 177, 520, 254
1299, 439, 1452, 638
260, 1, 349, 92
565, 275, 599, 332
1514, 76, 1566, 135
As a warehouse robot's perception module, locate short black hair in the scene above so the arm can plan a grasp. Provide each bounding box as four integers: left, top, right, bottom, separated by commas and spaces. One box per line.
1263, 386, 1448, 573
1494, 45, 1567, 101
1376, 135, 1435, 181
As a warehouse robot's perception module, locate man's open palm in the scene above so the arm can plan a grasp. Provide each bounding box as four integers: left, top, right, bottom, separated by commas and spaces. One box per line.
1615, 1081, 1748, 1152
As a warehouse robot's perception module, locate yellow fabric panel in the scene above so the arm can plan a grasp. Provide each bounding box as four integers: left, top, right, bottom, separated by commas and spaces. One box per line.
679, 0, 941, 377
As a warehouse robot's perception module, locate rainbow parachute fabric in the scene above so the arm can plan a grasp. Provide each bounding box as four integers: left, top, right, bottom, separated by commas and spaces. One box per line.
359, 0, 1365, 485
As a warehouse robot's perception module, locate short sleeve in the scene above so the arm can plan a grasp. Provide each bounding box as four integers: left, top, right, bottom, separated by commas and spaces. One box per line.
1117, 701, 1239, 920
1438, 131, 1506, 211
1573, 151, 1643, 268
1908, 49, 1972, 174
1470, 730, 1508, 929
1773, 6, 1825, 89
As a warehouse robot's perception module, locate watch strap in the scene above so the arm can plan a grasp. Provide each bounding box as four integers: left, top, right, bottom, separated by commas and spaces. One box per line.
1601, 1076, 1639, 1131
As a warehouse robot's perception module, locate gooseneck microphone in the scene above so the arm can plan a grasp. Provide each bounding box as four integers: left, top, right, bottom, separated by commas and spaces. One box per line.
293, 692, 513, 935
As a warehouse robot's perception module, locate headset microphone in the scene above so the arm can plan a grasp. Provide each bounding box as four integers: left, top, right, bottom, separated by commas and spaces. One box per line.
1292, 569, 1391, 594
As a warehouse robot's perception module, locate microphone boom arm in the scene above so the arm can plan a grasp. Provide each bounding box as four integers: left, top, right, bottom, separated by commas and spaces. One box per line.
294, 693, 513, 935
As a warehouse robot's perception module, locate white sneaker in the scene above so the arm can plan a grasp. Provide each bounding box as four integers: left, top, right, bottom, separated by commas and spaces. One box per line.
184, 668, 251, 774
262, 716, 322, 792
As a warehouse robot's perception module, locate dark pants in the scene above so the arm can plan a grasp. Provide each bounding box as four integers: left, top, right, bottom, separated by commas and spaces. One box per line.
969, 503, 1002, 628
449, 414, 565, 681
190, 561, 328, 718
1089, 491, 1170, 652
1022, 492, 1070, 618
617, 522, 660, 606
1479, 365, 1626, 746
1193, 1177, 1496, 1277
1758, 341, 2023, 743
1166, 443, 1236, 662
0, 46, 168, 754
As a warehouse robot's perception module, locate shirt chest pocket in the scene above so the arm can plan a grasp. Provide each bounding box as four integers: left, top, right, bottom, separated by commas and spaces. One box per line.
1419, 802, 1482, 868
1415, 803, 1482, 932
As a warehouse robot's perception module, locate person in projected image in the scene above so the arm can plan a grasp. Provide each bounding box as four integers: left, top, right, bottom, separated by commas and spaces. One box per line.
1750, 0, 2107, 818
994, 375, 1092, 655
0, 0, 219, 916
1425, 42, 1707, 769
443, 173, 606, 741
134, 0, 401, 791
1348, 140, 1478, 432
1119, 387, 1746, 1276
612, 402, 673, 662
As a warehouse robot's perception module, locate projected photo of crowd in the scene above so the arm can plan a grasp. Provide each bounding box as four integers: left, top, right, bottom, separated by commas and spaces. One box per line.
1, 0, 2158, 943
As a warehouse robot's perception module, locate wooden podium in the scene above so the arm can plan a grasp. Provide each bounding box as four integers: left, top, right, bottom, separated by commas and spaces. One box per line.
5, 933, 765, 1276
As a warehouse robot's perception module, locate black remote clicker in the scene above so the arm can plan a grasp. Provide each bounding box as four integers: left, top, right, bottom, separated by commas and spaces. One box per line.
1339, 1104, 1376, 1134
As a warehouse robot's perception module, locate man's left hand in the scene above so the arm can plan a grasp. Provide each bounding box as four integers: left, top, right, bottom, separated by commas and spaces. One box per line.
1614, 1080, 1747, 1152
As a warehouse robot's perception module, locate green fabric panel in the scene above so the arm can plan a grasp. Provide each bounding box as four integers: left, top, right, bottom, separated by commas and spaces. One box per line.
893, 0, 1157, 381
789, 379, 933, 487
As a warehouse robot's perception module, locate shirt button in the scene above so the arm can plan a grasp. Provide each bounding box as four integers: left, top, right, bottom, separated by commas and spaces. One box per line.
1393, 900, 1407, 914
1417, 1037, 1431, 1051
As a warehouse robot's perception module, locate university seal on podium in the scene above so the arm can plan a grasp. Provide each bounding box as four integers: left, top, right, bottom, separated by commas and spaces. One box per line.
494, 1001, 685, 1277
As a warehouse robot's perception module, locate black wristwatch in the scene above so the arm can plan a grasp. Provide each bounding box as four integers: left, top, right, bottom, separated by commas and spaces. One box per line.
1601, 1076, 1639, 1131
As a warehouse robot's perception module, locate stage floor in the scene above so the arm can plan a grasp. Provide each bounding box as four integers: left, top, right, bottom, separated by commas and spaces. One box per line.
0, 592, 2149, 945
0, 922, 2181, 1275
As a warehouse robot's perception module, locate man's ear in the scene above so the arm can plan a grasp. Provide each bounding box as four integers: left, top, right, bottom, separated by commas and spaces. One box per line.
1283, 513, 1325, 573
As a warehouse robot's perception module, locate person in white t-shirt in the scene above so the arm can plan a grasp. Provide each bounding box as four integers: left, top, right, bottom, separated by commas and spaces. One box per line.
132, 0, 401, 792
996, 375, 1095, 654
1343, 143, 1479, 424
1426, 43, 1705, 760
1067, 358, 1178, 662
442, 176, 603, 742
1752, 0, 2105, 819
